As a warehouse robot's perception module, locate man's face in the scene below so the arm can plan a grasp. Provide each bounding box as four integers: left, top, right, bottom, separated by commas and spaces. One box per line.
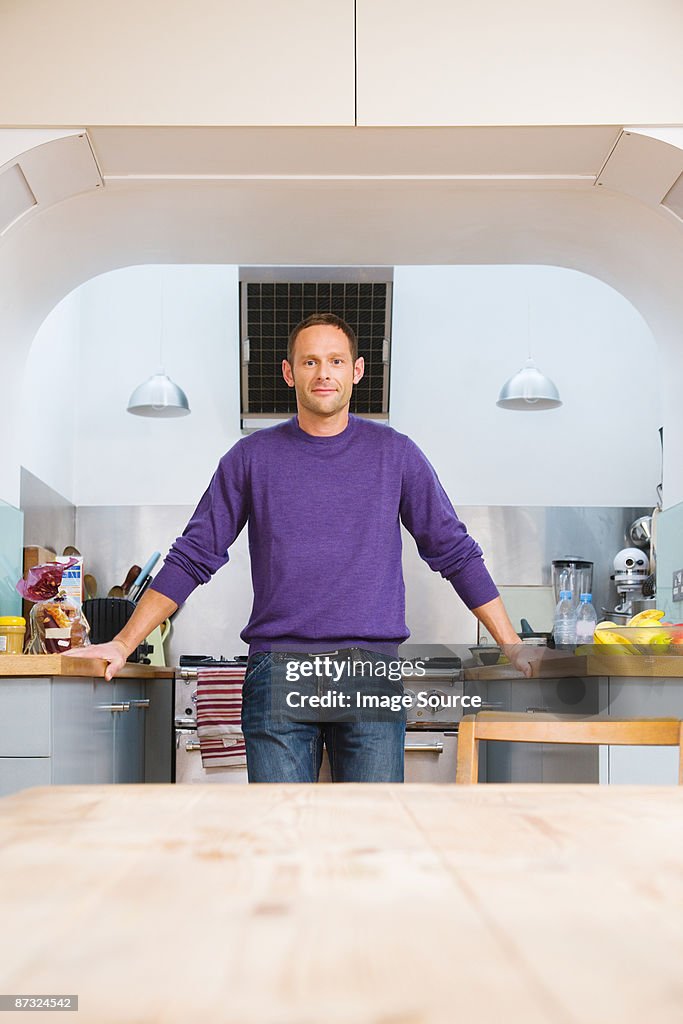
282, 325, 364, 418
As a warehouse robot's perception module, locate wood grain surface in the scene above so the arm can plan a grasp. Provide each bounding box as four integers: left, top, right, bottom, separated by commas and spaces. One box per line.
465, 653, 683, 680
0, 655, 173, 678
0, 784, 681, 1023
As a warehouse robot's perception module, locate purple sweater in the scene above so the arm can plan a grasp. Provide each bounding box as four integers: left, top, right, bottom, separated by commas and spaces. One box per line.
151, 415, 499, 654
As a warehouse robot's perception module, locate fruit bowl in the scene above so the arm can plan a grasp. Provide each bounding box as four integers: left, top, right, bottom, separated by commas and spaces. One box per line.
594, 619, 683, 654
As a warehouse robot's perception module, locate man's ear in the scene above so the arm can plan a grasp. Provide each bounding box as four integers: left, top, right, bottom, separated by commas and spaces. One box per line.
282, 358, 295, 388
353, 356, 365, 385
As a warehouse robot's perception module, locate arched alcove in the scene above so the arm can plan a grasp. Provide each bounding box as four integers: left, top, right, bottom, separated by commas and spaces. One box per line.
19, 262, 661, 510
2, 128, 683, 507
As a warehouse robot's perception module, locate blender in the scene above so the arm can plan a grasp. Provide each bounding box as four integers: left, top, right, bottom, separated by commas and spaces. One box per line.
551, 558, 593, 608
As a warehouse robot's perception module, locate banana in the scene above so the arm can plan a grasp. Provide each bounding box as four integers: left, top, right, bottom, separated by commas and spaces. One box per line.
594, 622, 638, 654
623, 610, 671, 648
595, 613, 671, 652
627, 609, 665, 627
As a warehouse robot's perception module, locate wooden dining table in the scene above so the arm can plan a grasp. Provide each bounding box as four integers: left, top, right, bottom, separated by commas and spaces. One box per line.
0, 783, 681, 1023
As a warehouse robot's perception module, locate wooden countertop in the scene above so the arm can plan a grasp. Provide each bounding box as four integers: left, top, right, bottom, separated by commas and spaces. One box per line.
465, 651, 683, 680
0, 654, 173, 678
0, 783, 681, 1023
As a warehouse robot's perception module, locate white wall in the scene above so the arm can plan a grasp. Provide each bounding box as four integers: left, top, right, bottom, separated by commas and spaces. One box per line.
74, 265, 240, 505
20, 288, 80, 501
391, 266, 662, 506
20, 263, 661, 509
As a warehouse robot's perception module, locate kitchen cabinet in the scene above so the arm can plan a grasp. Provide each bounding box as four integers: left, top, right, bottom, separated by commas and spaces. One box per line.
475, 674, 601, 783
112, 679, 144, 784
465, 654, 683, 784
0, 658, 174, 796
1, 0, 355, 127
606, 676, 683, 784
355, 1, 683, 127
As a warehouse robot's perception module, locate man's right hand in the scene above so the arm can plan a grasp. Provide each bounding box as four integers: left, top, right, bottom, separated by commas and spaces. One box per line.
64, 639, 129, 681
63, 588, 178, 682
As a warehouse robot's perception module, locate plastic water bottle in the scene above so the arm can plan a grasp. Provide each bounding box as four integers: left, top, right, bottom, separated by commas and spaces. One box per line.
575, 593, 597, 644
553, 590, 577, 649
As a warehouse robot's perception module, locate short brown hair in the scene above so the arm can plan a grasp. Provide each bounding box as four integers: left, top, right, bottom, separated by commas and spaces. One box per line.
287, 313, 358, 363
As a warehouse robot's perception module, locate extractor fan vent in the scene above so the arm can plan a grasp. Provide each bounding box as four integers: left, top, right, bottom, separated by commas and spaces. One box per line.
239, 267, 392, 430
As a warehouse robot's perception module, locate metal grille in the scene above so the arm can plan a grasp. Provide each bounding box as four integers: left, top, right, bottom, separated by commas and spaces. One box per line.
240, 277, 391, 420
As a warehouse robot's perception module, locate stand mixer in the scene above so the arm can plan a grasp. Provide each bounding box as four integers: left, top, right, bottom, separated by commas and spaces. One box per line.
607, 511, 657, 619
610, 546, 652, 618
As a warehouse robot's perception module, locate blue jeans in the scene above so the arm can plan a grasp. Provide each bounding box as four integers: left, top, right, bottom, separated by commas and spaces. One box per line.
241, 648, 406, 783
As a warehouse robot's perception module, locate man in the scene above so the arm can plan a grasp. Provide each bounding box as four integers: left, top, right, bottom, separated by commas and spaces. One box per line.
66, 312, 532, 781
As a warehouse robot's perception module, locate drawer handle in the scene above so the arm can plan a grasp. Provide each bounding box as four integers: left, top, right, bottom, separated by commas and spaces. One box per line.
98, 702, 131, 713
404, 743, 444, 754
130, 699, 150, 710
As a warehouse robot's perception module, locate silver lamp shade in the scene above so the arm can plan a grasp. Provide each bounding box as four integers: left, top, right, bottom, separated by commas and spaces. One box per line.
127, 373, 191, 418
496, 358, 562, 411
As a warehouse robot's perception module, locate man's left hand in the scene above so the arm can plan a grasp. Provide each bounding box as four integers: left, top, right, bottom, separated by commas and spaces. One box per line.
502, 643, 545, 678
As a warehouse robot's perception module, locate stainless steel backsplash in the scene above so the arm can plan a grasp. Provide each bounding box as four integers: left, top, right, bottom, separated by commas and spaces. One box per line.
19, 465, 647, 661
74, 503, 647, 665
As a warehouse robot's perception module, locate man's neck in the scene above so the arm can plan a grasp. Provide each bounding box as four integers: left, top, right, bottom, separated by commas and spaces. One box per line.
296, 407, 350, 437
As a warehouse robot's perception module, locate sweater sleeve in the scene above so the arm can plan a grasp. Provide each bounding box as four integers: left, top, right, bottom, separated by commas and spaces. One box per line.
399, 437, 499, 610
150, 442, 250, 606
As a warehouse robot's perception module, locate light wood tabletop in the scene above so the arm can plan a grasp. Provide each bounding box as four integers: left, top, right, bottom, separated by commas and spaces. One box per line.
0, 655, 173, 678
0, 784, 682, 1023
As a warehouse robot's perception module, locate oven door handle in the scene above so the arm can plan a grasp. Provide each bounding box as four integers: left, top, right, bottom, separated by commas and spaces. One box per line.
404, 742, 444, 754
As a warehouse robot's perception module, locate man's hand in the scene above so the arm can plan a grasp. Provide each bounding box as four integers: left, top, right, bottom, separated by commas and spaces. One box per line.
63, 589, 177, 682
471, 596, 541, 678
501, 643, 544, 678
63, 639, 129, 681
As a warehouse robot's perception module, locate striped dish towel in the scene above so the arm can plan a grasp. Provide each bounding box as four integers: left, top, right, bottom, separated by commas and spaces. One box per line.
196, 665, 247, 768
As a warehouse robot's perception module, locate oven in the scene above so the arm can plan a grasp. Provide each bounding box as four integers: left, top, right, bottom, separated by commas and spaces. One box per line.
174, 658, 249, 784
174, 655, 480, 784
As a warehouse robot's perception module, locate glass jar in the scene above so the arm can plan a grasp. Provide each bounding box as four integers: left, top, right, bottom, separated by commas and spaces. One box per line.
0, 616, 26, 655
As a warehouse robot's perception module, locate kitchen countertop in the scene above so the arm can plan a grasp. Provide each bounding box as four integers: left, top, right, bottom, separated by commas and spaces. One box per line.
465, 651, 683, 679
0, 783, 680, 1023
0, 654, 173, 678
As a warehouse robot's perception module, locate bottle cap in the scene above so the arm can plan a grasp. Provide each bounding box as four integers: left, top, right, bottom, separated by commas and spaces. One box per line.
579, 593, 592, 602
559, 590, 571, 600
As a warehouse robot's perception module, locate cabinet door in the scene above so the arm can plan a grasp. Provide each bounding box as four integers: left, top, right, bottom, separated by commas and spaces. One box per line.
0, 677, 50, 756
484, 676, 601, 783
144, 679, 174, 783
608, 677, 683, 784
51, 678, 96, 783
91, 678, 116, 783
0, 757, 50, 797
112, 680, 144, 783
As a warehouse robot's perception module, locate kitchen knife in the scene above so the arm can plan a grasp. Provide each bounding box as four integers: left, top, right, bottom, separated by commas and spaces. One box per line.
127, 552, 161, 602
132, 575, 153, 604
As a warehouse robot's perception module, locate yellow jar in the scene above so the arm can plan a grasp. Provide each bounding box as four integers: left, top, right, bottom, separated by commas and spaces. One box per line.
0, 616, 26, 655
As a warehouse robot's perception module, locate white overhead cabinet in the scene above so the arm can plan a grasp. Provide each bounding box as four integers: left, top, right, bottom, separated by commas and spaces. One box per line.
0, 0, 355, 127
355, 0, 683, 126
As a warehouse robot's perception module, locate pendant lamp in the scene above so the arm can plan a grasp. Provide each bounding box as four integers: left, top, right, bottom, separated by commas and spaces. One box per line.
496, 299, 562, 411
127, 372, 191, 417
127, 270, 191, 418
496, 357, 562, 410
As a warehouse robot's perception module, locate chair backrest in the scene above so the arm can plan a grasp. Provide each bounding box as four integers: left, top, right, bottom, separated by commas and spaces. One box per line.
455, 712, 683, 784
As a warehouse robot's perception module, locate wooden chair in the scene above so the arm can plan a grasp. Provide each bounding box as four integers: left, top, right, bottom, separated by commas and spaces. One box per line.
455, 711, 683, 784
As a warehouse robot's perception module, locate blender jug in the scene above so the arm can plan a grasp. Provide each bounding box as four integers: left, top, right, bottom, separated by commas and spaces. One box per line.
552, 558, 593, 607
